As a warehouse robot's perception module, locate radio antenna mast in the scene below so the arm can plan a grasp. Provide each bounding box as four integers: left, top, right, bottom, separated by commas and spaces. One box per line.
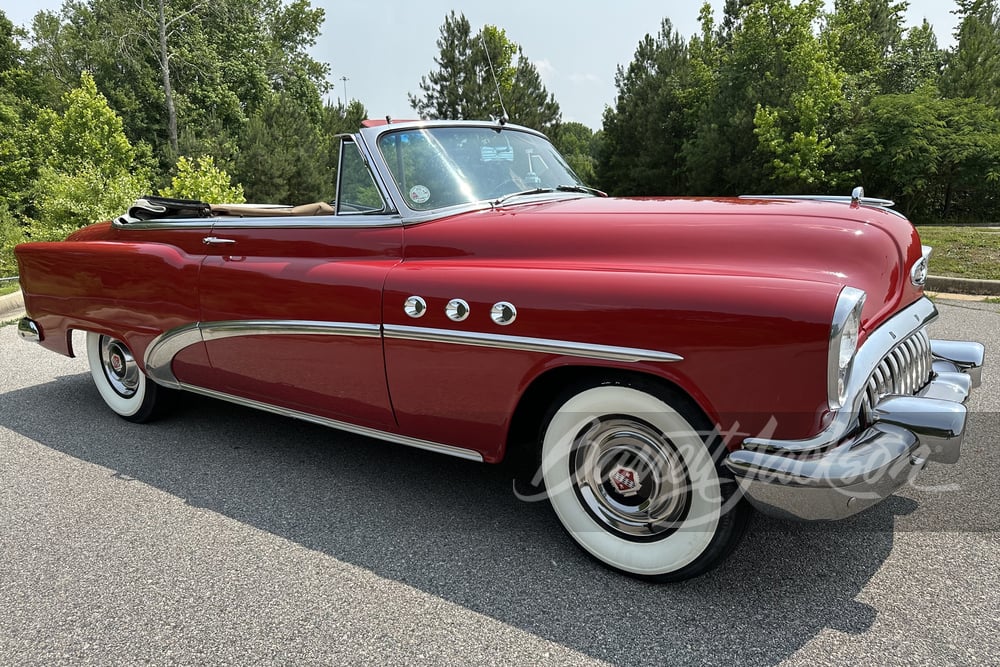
480, 32, 509, 126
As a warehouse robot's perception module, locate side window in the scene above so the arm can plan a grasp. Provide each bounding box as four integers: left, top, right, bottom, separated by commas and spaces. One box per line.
336, 139, 387, 215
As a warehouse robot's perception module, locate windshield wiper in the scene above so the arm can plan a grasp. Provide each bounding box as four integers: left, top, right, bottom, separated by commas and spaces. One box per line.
491, 184, 607, 207
555, 184, 608, 197
492, 187, 556, 207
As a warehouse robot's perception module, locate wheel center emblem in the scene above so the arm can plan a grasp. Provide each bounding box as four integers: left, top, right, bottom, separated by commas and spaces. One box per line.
110, 354, 123, 373
610, 466, 641, 496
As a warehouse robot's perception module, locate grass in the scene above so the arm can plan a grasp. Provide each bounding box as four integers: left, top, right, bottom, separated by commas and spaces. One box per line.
916, 226, 1000, 281
0, 282, 19, 297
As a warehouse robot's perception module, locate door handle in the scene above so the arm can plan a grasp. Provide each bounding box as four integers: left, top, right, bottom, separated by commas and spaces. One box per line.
203, 236, 236, 245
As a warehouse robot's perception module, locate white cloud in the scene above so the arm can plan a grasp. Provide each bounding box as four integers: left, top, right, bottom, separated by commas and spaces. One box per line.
534, 59, 557, 82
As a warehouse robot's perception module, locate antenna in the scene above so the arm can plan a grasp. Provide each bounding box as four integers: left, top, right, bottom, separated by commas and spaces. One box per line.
480, 32, 509, 126
340, 75, 349, 102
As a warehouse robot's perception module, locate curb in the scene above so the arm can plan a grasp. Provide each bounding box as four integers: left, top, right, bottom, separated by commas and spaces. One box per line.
926, 275, 1000, 297
0, 288, 24, 321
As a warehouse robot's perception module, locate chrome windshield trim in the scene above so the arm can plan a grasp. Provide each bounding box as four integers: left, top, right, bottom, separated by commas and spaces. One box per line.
384, 325, 683, 363
145, 320, 382, 388
174, 383, 483, 462
743, 296, 938, 454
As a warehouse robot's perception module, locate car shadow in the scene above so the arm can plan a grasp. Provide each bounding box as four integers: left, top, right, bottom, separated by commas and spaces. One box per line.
1, 370, 913, 666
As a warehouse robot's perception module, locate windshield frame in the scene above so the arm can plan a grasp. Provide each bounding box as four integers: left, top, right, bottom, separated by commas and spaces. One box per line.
356, 120, 591, 222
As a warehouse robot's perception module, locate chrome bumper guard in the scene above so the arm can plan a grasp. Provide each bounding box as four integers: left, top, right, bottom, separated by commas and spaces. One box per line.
17, 317, 41, 342
724, 298, 985, 521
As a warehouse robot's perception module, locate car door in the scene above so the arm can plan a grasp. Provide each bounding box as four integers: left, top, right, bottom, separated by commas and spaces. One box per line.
196, 139, 403, 430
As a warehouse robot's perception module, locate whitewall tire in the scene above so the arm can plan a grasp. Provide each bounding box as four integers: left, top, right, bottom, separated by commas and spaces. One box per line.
87, 332, 161, 423
540, 380, 749, 581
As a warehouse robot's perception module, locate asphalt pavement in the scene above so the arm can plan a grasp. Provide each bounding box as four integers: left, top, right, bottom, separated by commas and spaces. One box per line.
1, 299, 998, 666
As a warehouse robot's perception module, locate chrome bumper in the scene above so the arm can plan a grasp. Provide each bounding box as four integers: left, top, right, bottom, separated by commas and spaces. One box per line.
724, 298, 985, 521
17, 317, 41, 342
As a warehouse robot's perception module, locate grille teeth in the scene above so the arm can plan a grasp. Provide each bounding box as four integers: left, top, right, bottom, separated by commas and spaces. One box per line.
862, 329, 932, 418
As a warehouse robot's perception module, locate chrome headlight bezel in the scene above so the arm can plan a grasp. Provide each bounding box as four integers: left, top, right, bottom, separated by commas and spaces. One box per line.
910, 245, 932, 287
828, 286, 867, 410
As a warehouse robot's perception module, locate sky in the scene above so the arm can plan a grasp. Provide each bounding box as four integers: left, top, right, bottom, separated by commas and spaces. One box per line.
2, 0, 961, 130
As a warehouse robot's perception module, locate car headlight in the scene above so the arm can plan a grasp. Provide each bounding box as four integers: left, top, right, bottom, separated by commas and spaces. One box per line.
828, 286, 866, 409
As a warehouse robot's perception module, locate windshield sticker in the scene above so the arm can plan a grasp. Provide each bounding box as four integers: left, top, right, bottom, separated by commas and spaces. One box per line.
409, 185, 431, 205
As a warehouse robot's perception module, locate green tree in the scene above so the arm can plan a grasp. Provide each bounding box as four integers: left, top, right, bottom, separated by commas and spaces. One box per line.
942, 0, 1000, 107
31, 72, 151, 239
847, 91, 1000, 219
553, 121, 599, 185
599, 19, 695, 195
235, 92, 330, 204
409, 11, 561, 133
29, 0, 330, 166
159, 155, 245, 203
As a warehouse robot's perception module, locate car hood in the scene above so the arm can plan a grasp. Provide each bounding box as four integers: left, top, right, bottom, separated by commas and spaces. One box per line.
407, 196, 926, 333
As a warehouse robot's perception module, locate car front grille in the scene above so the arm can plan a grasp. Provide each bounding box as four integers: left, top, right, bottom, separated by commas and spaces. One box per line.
861, 328, 933, 418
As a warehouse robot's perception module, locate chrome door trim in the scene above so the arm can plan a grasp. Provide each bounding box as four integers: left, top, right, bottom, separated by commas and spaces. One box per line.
173, 382, 484, 462
383, 324, 683, 363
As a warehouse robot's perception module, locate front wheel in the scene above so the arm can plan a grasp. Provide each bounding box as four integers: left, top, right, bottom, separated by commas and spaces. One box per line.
86, 332, 161, 423
540, 380, 749, 581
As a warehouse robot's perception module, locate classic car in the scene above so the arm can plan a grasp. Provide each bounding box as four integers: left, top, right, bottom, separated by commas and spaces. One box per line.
15, 119, 986, 582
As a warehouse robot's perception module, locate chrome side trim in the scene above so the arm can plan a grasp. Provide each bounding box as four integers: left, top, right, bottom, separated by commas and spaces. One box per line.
144, 320, 382, 388
199, 320, 381, 343
384, 324, 683, 363
173, 383, 484, 462
144, 322, 205, 387
743, 296, 938, 454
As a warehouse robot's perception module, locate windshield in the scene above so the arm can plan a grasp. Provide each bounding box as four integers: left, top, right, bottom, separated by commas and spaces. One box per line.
376, 126, 587, 211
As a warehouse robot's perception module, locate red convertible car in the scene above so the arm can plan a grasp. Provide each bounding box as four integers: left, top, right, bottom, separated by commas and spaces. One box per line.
15, 119, 985, 581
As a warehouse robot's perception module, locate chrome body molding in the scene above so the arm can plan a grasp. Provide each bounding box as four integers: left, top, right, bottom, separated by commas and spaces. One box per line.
17, 317, 41, 342
144, 320, 381, 388
383, 325, 683, 363
173, 383, 483, 462
199, 320, 380, 343
725, 296, 986, 521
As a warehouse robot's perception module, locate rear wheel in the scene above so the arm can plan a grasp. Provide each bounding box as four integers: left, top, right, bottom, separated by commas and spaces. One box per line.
540, 379, 749, 581
86, 332, 161, 423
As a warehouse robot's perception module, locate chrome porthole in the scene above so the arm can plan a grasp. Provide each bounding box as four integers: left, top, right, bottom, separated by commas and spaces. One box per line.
404, 296, 427, 318
490, 301, 517, 326
445, 298, 470, 322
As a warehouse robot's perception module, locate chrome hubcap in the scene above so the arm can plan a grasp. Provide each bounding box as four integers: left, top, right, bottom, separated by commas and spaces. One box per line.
570, 416, 691, 541
101, 337, 140, 398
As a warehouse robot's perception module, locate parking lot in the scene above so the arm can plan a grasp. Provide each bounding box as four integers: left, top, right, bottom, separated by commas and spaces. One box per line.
1, 297, 998, 666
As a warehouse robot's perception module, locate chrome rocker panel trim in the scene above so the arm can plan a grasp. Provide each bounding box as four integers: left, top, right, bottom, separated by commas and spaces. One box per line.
175, 383, 483, 462
724, 297, 986, 520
